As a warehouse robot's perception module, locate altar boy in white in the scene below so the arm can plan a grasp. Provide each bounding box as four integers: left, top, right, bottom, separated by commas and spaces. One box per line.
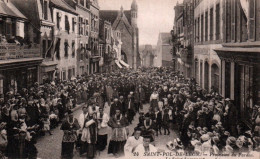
132, 134, 158, 158
124, 128, 143, 156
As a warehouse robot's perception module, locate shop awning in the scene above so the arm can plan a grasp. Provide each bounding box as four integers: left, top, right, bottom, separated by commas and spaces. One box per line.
0, 57, 43, 70
214, 47, 260, 53
119, 60, 130, 68
41, 61, 58, 72
115, 60, 122, 68
0, 1, 27, 20
214, 47, 260, 64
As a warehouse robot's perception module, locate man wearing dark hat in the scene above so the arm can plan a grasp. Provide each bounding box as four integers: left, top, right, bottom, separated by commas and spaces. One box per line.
134, 85, 145, 112
110, 98, 122, 117
126, 95, 135, 124
224, 99, 238, 136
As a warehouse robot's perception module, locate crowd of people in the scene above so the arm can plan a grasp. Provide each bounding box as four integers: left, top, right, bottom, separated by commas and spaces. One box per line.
0, 67, 259, 159
0, 74, 95, 158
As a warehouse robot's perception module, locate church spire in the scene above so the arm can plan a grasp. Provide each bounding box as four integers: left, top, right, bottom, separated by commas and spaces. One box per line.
131, 0, 138, 11
120, 5, 124, 17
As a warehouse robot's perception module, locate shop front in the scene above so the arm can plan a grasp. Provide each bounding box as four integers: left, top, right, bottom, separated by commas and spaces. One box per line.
215, 46, 260, 127
89, 56, 101, 74
40, 61, 58, 84
0, 58, 42, 97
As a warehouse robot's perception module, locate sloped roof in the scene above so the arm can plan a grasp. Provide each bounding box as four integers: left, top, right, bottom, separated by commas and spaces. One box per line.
0, 0, 27, 19
100, 10, 118, 23
159, 32, 171, 45
124, 11, 131, 24
99, 10, 131, 25
50, 0, 77, 15
91, 0, 100, 9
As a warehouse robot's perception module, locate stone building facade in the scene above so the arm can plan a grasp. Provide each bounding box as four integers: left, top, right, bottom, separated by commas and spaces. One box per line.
154, 33, 172, 67
51, 0, 78, 81
191, 0, 260, 125
11, 0, 58, 84
89, 0, 100, 74
174, 0, 194, 78
99, 0, 140, 70
214, 0, 260, 126
141, 45, 154, 68
194, 0, 223, 93
65, 0, 91, 77
0, 0, 42, 96
99, 18, 113, 72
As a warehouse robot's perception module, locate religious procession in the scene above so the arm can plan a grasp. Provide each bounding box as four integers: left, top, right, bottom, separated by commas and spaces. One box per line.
1, 67, 259, 159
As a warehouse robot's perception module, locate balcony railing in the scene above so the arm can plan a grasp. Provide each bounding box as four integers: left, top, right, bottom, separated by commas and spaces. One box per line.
0, 43, 40, 60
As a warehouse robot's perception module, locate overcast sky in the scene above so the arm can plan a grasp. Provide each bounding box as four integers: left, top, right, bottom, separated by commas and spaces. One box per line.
98, 0, 180, 45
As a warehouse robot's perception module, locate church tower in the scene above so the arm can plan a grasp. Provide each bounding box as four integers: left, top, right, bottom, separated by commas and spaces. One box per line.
131, 0, 139, 69
131, 0, 138, 28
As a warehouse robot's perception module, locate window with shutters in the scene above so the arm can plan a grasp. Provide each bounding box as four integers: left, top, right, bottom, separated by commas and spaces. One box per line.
201, 14, 204, 42
78, 17, 83, 35
62, 71, 66, 81
65, 15, 70, 33
72, 40, 75, 58
64, 40, 69, 58
198, 17, 200, 42
55, 38, 61, 60
231, 0, 236, 42
194, 19, 197, 42
56, 12, 60, 29
215, 3, 220, 40
85, 19, 89, 36
248, 0, 255, 41
226, 0, 231, 42
241, 9, 248, 42
73, 68, 75, 76
205, 11, 208, 41
72, 18, 75, 32
82, 19, 85, 35
210, 8, 213, 40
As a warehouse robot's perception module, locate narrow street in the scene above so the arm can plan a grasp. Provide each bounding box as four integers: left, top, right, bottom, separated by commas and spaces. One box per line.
36, 103, 179, 159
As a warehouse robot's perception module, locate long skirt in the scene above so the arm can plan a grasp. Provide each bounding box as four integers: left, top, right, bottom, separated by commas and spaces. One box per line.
61, 142, 74, 159
108, 140, 126, 156
127, 109, 135, 123
97, 134, 108, 151
150, 99, 158, 111
86, 143, 96, 159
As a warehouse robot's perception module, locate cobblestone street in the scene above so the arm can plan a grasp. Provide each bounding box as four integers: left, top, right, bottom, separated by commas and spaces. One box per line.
36, 103, 179, 159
